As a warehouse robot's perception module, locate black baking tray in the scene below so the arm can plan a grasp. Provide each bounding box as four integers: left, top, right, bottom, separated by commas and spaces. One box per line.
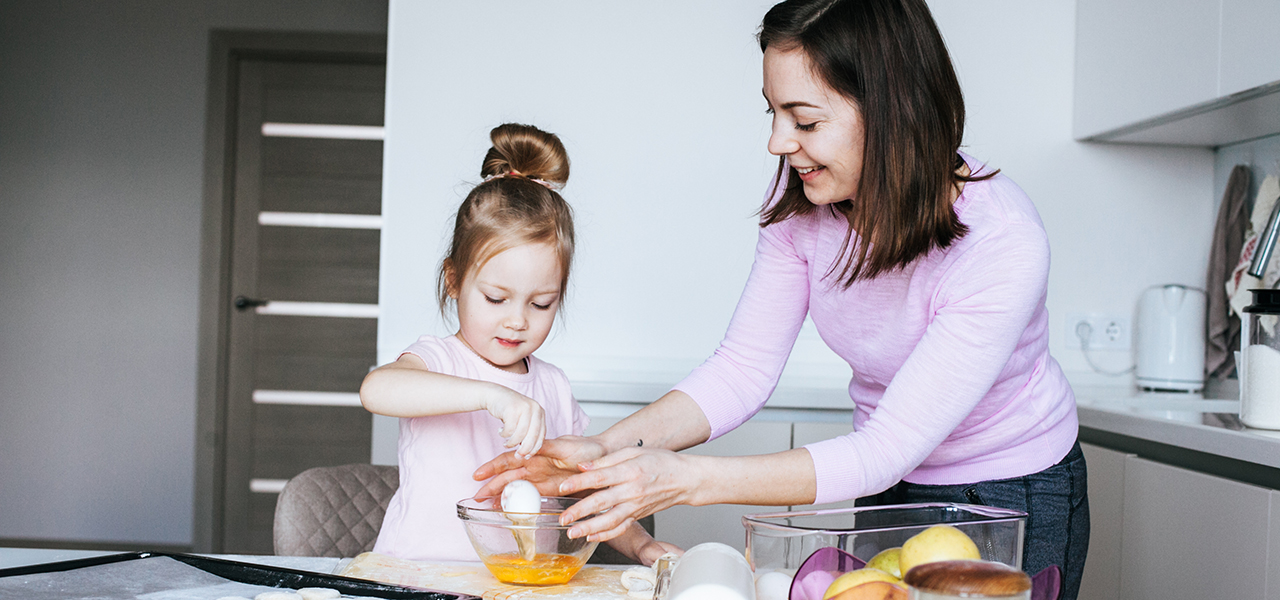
0, 551, 481, 599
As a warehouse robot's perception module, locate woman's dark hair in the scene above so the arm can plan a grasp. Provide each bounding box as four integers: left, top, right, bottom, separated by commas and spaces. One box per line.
758, 0, 996, 285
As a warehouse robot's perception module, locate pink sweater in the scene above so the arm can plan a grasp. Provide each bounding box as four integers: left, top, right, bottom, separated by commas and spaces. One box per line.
674, 155, 1078, 505
373, 335, 589, 561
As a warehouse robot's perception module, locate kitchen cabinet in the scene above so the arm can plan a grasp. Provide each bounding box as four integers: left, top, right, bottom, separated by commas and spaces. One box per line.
1220, 0, 1280, 96
1119, 456, 1271, 600
1073, 0, 1220, 140
1272, 492, 1280, 600
1074, 0, 1280, 146
1078, 443, 1131, 600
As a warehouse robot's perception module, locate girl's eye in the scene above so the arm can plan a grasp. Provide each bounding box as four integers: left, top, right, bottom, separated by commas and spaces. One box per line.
796, 122, 817, 132
485, 296, 503, 304
532, 302, 552, 311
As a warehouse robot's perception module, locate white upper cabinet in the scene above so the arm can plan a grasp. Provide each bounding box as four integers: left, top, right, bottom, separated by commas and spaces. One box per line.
1073, 0, 1220, 140
1220, 0, 1280, 96
1075, 0, 1280, 145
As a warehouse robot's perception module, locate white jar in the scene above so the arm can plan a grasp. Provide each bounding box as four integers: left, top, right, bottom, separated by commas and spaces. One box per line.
1240, 289, 1280, 430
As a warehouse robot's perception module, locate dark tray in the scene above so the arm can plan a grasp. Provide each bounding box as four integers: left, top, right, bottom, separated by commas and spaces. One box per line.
0, 551, 480, 599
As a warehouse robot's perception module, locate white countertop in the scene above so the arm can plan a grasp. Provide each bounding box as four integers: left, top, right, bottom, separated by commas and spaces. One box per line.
1075, 386, 1280, 470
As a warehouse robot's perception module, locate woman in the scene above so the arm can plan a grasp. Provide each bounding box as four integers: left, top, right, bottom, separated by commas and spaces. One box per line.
476, 0, 1088, 596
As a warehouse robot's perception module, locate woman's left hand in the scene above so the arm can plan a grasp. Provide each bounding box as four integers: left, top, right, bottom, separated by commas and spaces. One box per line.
556, 447, 703, 542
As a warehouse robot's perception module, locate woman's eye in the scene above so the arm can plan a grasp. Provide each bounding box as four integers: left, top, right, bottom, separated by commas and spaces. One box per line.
796, 121, 817, 132
765, 106, 775, 115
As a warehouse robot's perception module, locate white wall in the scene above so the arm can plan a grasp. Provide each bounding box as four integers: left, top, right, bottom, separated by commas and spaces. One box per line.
0, 0, 387, 547
378, 1, 1216, 456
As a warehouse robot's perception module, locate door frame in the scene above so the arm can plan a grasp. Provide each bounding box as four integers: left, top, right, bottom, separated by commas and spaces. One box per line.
194, 30, 386, 553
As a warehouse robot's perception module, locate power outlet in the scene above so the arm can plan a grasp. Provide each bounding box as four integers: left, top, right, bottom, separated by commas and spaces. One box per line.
1065, 313, 1130, 350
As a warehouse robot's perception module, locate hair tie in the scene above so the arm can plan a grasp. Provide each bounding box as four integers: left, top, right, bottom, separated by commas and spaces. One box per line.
482, 171, 565, 192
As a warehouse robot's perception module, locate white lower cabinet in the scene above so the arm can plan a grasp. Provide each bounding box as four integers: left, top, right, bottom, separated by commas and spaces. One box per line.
1119, 456, 1271, 600
1078, 443, 1131, 600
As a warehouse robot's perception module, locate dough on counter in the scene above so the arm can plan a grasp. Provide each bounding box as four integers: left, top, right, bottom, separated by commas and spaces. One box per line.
254, 592, 304, 600
621, 565, 657, 599
297, 588, 342, 600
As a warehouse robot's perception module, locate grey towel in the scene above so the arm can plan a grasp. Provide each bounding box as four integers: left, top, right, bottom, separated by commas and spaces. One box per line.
1206, 165, 1251, 379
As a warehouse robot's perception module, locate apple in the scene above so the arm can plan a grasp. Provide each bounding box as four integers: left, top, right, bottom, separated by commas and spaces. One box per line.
865, 547, 902, 579
822, 568, 901, 599
899, 525, 981, 575
828, 581, 907, 600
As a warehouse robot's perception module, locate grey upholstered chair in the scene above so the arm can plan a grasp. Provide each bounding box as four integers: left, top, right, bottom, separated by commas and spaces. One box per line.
273, 463, 400, 557
272, 462, 653, 563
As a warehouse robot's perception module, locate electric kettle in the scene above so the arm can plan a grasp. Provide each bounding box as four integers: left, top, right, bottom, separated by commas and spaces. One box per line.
1135, 284, 1206, 392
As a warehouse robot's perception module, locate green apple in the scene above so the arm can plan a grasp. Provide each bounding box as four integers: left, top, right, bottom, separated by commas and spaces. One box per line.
866, 547, 902, 579
899, 525, 981, 575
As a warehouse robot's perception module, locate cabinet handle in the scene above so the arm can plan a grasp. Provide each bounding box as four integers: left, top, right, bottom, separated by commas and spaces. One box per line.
234, 295, 269, 311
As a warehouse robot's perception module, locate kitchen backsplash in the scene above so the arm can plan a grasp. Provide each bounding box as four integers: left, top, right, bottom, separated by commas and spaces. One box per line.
1215, 133, 1280, 213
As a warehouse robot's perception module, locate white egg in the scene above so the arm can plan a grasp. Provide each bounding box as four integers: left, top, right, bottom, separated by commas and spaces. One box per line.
500, 479, 541, 514
755, 570, 794, 600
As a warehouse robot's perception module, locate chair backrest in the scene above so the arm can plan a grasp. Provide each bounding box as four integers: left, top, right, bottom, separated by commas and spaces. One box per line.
273, 463, 400, 557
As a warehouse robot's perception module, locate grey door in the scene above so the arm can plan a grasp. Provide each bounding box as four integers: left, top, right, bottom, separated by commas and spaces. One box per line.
220, 57, 385, 553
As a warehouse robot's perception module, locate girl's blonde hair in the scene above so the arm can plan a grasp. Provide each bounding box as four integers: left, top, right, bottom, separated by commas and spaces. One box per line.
438, 123, 574, 314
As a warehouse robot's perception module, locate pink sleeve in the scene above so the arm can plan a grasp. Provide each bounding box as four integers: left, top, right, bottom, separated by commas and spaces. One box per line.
803, 222, 1051, 503
672, 218, 811, 441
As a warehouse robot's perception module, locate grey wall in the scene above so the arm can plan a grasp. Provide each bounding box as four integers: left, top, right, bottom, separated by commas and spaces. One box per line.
0, 0, 387, 547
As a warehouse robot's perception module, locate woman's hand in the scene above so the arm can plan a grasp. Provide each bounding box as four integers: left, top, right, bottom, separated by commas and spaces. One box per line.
483, 387, 546, 459
556, 447, 702, 542
473, 435, 607, 497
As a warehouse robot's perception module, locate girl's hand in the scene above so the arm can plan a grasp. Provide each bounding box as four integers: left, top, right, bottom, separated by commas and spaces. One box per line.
556, 447, 700, 543
473, 435, 607, 497
484, 387, 546, 459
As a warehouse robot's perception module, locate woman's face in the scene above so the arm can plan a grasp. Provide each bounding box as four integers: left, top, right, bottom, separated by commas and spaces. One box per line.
763, 46, 866, 206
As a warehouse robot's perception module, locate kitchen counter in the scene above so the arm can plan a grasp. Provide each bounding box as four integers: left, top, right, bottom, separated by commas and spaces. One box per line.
1074, 386, 1280, 489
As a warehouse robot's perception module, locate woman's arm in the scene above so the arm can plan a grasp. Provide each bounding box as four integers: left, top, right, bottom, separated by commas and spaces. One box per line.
472, 390, 712, 497
558, 446, 818, 542
361, 353, 547, 457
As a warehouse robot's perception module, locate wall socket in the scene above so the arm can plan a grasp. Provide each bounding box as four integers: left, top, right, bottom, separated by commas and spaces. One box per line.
1065, 313, 1130, 350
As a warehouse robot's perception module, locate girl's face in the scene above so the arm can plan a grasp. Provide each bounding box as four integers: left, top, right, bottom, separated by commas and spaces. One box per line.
450, 242, 563, 374
763, 46, 866, 206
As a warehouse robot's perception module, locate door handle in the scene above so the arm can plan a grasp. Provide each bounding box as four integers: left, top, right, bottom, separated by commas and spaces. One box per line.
234, 295, 269, 311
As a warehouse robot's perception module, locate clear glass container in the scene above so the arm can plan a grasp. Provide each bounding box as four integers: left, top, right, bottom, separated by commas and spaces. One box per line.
456, 496, 599, 585
1240, 288, 1280, 430
742, 503, 1026, 576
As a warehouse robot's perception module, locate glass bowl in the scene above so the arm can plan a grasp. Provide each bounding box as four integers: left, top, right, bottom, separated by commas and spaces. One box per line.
456, 496, 599, 585
742, 503, 1026, 577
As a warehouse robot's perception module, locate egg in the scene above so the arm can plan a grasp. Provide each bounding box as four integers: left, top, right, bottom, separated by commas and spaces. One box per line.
501, 479, 541, 514
755, 570, 794, 600
500, 479, 542, 560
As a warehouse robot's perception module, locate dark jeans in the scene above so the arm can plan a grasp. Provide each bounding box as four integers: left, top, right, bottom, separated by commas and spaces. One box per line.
856, 441, 1090, 600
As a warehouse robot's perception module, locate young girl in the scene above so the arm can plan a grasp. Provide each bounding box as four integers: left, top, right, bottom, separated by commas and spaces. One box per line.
362, 123, 675, 565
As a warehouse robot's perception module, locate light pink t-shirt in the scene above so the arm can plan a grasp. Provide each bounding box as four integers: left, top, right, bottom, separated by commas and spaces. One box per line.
372, 334, 589, 562
674, 154, 1078, 505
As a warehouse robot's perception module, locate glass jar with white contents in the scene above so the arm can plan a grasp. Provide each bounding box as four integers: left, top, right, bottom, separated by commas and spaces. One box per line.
1240, 288, 1280, 430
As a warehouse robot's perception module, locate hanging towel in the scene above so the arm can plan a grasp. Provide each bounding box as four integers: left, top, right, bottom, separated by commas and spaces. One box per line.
1206, 165, 1251, 379
1229, 175, 1280, 319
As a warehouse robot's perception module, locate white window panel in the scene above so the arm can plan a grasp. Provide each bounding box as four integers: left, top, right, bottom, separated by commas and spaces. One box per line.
260, 122, 385, 140
249, 479, 288, 494
255, 301, 379, 319
258, 212, 382, 230
253, 390, 363, 407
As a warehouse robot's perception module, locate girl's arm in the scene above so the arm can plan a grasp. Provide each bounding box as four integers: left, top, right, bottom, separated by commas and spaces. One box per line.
602, 520, 684, 566
361, 353, 547, 457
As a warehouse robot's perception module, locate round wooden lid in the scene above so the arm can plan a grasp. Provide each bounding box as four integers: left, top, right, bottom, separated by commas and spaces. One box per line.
902, 560, 1031, 596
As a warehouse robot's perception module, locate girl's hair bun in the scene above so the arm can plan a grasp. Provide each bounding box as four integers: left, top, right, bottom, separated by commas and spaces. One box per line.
481, 123, 570, 186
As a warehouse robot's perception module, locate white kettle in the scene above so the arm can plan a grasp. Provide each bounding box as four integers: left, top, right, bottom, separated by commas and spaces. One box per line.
1135, 284, 1206, 392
